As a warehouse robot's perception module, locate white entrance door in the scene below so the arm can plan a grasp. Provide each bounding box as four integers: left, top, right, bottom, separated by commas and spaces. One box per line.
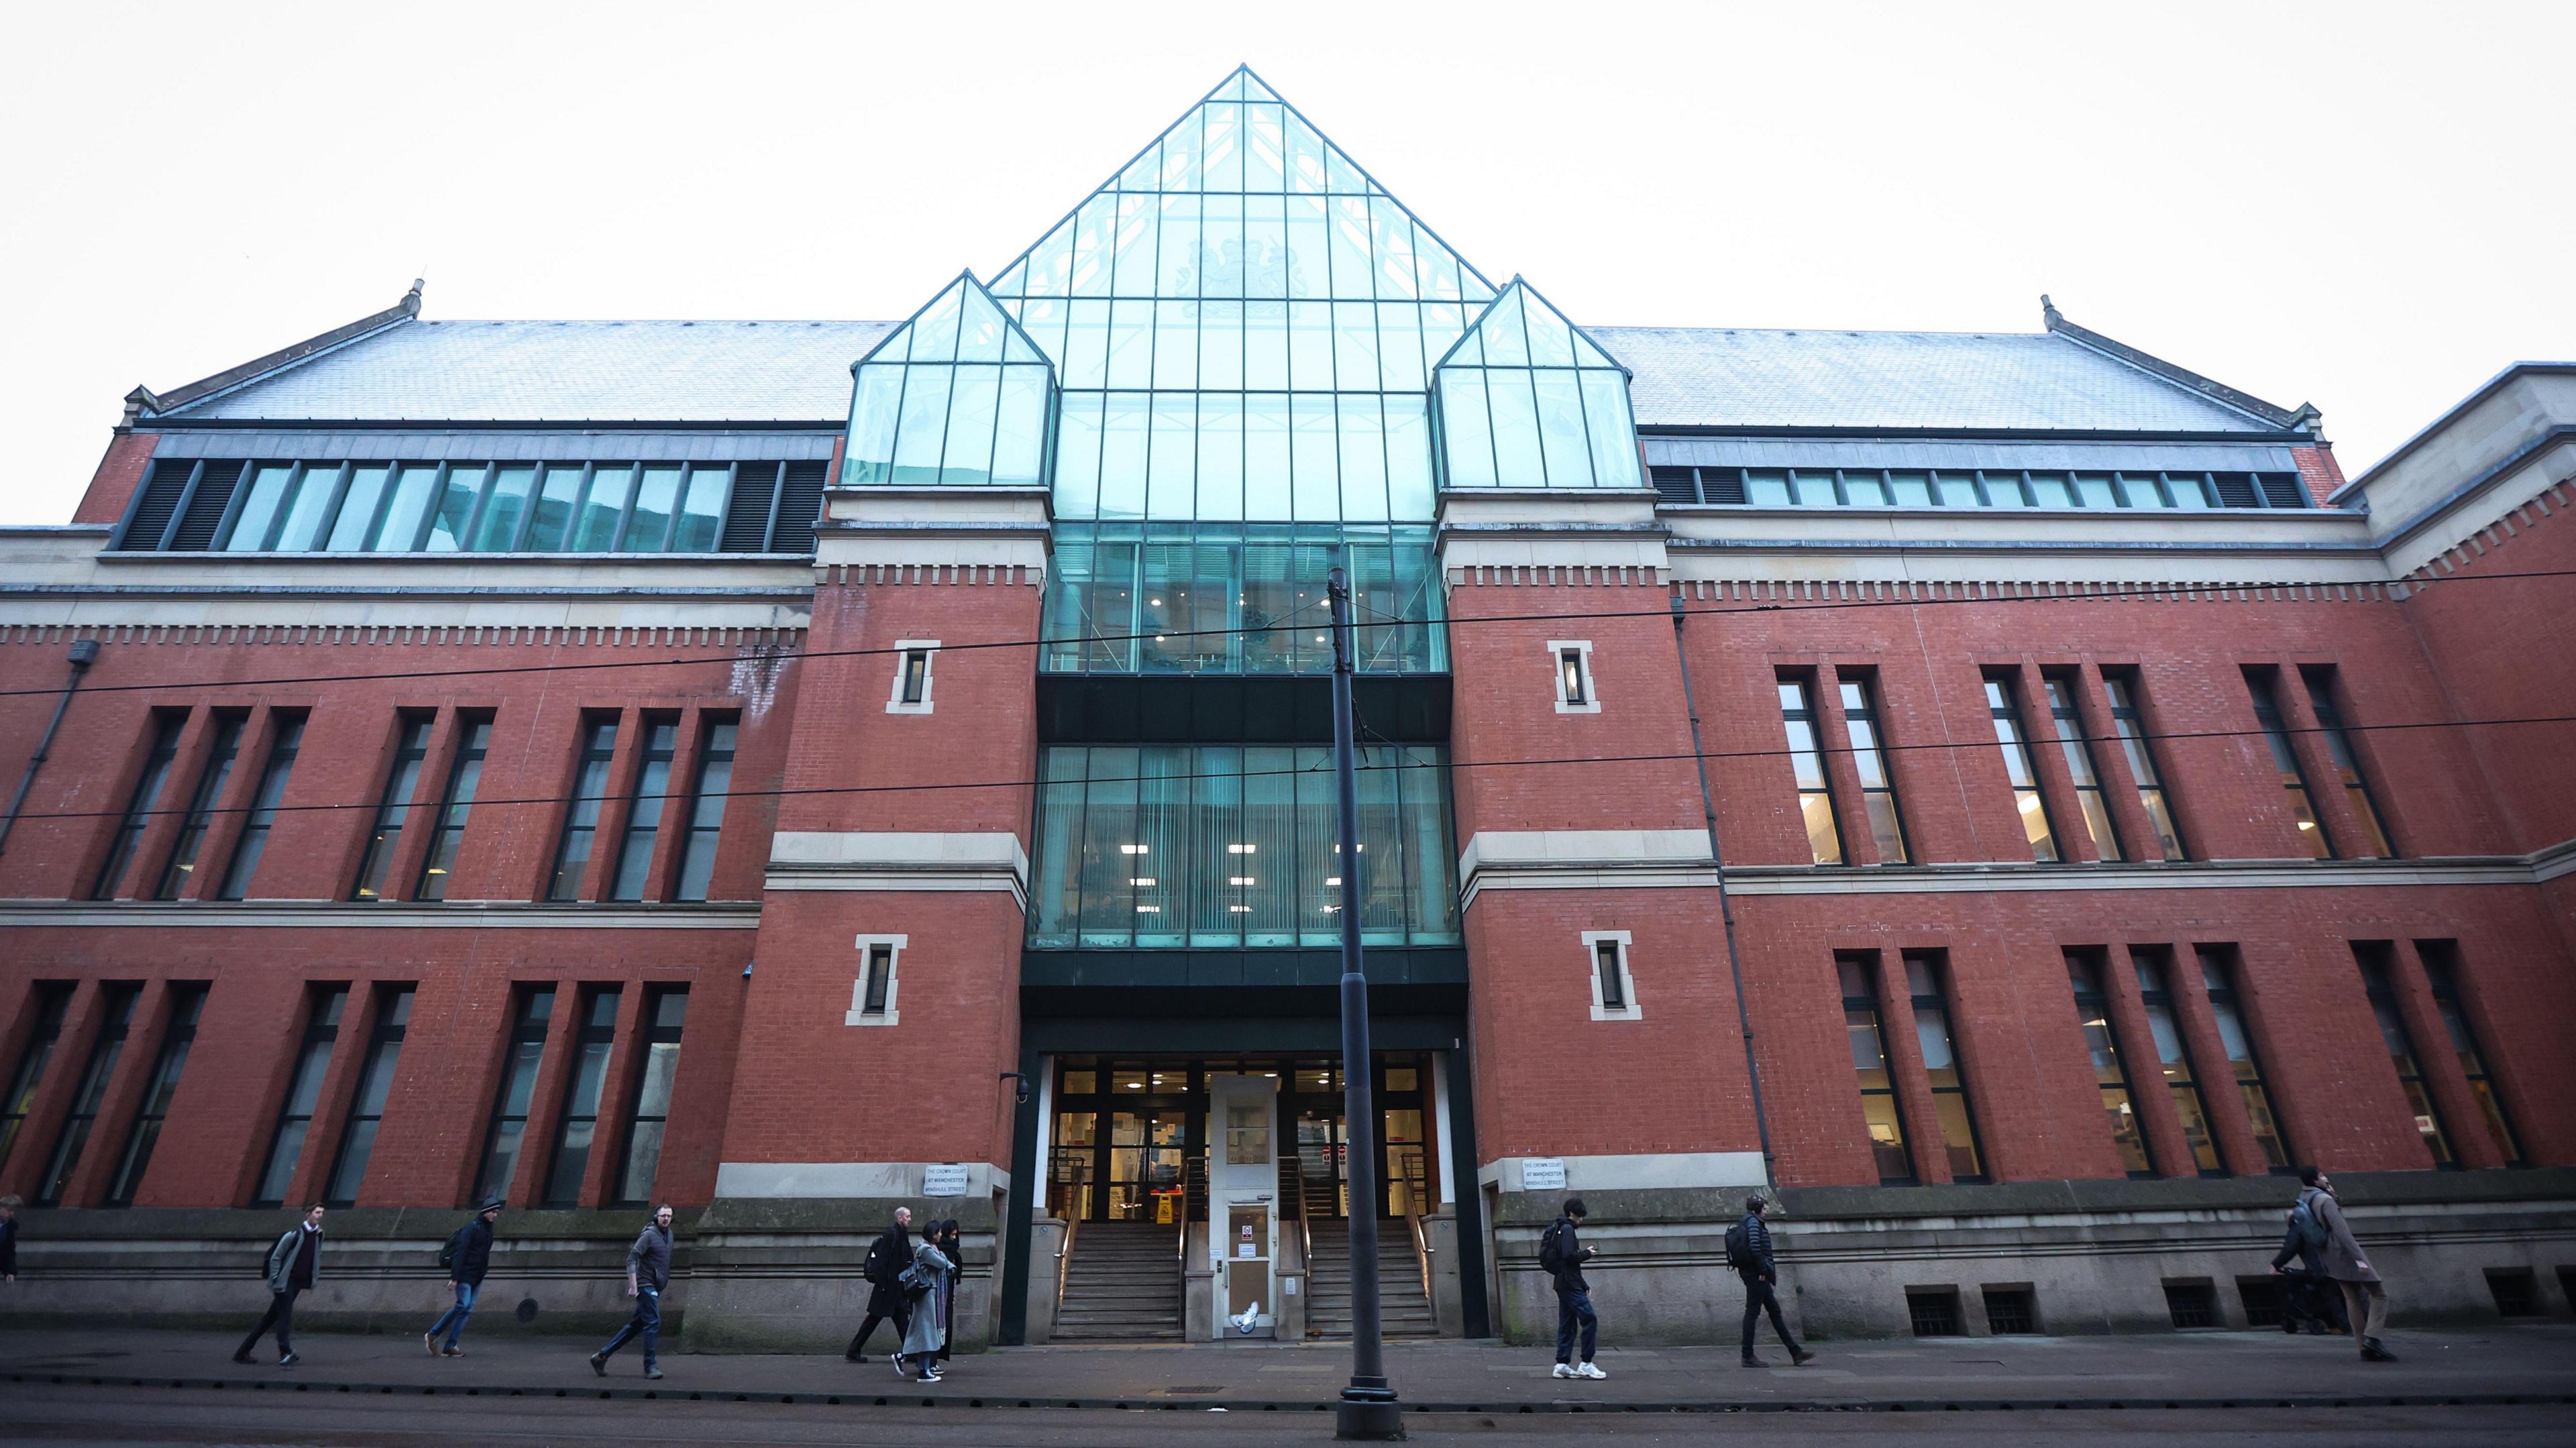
1205, 1073, 1278, 1338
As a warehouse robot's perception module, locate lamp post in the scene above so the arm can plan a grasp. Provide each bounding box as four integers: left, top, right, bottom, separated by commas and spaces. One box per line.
1327, 566, 1402, 1439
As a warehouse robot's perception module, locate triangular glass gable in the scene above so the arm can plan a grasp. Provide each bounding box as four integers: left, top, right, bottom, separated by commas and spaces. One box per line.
1433, 278, 1640, 490
847, 272, 1057, 488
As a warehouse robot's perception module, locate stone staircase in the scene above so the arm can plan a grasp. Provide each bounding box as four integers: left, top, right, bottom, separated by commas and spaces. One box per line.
1052, 1221, 1185, 1341
1301, 1217, 1439, 1339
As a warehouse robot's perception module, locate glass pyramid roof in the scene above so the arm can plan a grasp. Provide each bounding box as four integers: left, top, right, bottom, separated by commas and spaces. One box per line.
1435, 279, 1643, 490
846, 271, 1057, 487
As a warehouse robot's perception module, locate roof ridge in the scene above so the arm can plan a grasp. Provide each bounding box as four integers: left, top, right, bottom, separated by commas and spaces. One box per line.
133, 282, 423, 421
1590, 323, 2051, 339
2039, 296, 2313, 434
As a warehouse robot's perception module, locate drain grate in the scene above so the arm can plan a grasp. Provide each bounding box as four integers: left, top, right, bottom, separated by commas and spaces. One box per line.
1161, 1385, 1227, 1396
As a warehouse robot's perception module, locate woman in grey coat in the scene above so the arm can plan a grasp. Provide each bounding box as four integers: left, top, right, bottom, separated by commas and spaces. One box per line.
895, 1231, 955, 1382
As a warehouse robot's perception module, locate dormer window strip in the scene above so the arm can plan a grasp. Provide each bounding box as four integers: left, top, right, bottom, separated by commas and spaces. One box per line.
1644, 465, 2311, 511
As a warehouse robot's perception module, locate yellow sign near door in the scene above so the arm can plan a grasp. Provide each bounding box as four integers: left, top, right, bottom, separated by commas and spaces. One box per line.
1156, 1194, 1175, 1225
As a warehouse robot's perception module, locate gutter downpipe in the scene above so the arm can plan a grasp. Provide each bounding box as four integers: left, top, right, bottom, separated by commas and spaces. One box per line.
0, 640, 99, 861
1668, 597, 1775, 1185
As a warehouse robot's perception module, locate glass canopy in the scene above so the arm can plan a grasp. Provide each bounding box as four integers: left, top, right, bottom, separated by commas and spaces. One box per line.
1434, 279, 1642, 490
845, 272, 1057, 488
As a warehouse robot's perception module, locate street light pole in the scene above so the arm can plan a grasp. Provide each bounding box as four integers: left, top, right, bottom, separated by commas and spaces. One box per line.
1328, 566, 1403, 1440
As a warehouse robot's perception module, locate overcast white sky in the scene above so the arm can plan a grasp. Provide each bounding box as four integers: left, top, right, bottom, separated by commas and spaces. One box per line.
3, 2, 2568, 524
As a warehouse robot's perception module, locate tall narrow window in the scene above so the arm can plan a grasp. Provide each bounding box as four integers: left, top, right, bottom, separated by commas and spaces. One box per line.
254, 986, 347, 1207
2130, 950, 2222, 1175
2245, 673, 2331, 858
1985, 675, 2057, 862
1838, 955, 1913, 1184
2066, 951, 2153, 1176
323, 987, 413, 1206
1837, 677, 1909, 864
2104, 676, 2186, 860
548, 719, 620, 901
155, 713, 246, 897
0, 984, 75, 1172
417, 717, 492, 901
888, 643, 939, 714
35, 984, 140, 1205
218, 714, 304, 899
1777, 678, 1843, 865
608, 720, 679, 901
2196, 946, 2290, 1171
2416, 941, 2522, 1165
855, 942, 898, 1021
105, 983, 207, 1205
93, 713, 186, 899
2043, 677, 2122, 862
543, 987, 623, 1206
2301, 669, 2394, 858
352, 716, 435, 899
614, 988, 688, 1205
474, 987, 556, 1203
2353, 944, 2454, 1167
1587, 936, 1635, 1016
673, 718, 737, 902
1902, 952, 1986, 1182
1558, 649, 1588, 706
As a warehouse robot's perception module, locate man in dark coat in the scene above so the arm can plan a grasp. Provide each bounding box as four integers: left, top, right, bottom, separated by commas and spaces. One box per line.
234, 1205, 324, 1367
2269, 1194, 2347, 1335
590, 1204, 675, 1380
2301, 1166, 2395, 1361
425, 1197, 502, 1357
1734, 1194, 1815, 1368
1541, 1197, 1603, 1381
844, 1206, 913, 1362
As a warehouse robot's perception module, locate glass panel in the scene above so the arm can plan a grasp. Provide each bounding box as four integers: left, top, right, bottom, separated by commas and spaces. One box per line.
472, 465, 535, 551
423, 465, 485, 553
625, 467, 682, 551
673, 465, 729, 551
573, 467, 633, 552
274, 464, 340, 551
525, 465, 584, 551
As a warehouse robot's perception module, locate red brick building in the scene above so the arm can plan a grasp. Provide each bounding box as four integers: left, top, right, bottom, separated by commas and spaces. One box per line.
3, 69, 2570, 1348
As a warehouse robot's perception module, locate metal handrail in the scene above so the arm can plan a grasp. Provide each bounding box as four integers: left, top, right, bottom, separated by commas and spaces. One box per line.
1055, 1213, 1078, 1313
1399, 1152, 1434, 1303
1291, 1146, 1320, 1337
1405, 1207, 1432, 1304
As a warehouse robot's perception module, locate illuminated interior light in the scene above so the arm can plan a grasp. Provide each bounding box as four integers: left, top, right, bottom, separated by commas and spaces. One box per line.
1229, 876, 1255, 886
1130, 877, 1156, 887
1228, 844, 1256, 854
1120, 844, 1148, 855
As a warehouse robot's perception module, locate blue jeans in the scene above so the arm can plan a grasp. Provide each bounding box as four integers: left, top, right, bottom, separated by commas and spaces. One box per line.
1554, 1288, 1598, 1364
429, 1281, 478, 1349
599, 1286, 661, 1367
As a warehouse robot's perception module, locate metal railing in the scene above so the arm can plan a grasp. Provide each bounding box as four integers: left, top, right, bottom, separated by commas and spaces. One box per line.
1055, 1213, 1079, 1315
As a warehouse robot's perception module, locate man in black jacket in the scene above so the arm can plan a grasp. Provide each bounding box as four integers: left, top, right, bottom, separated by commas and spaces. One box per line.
2269, 1196, 2347, 1335
234, 1205, 324, 1367
1733, 1195, 1813, 1367
426, 1197, 502, 1357
1542, 1198, 1604, 1381
844, 1206, 913, 1363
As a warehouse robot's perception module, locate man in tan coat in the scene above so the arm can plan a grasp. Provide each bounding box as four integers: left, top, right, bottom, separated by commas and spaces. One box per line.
2298, 1166, 2394, 1361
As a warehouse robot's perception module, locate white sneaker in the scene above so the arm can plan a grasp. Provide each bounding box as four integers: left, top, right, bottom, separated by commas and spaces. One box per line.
1551, 1362, 1576, 1378
1577, 1362, 1607, 1380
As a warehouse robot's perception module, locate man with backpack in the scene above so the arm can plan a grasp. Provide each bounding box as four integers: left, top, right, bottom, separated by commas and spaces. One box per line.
1538, 1197, 1605, 1380
590, 1203, 676, 1380
233, 1204, 324, 1368
2270, 1186, 2348, 1335
1727, 1194, 1814, 1368
843, 1206, 912, 1363
425, 1196, 502, 1357
2299, 1166, 2395, 1361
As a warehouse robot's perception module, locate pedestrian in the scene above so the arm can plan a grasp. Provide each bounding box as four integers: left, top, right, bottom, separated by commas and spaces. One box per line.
1727, 1194, 1815, 1368
2269, 1192, 2348, 1336
933, 1220, 962, 1370
843, 1206, 912, 1363
1, 1194, 20, 1283
425, 1196, 502, 1357
2298, 1166, 2395, 1361
590, 1203, 675, 1380
1539, 1196, 1605, 1381
233, 1205, 324, 1368
894, 1223, 955, 1382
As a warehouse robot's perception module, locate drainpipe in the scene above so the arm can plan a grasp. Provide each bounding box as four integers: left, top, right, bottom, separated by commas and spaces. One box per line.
1668, 598, 1775, 1184
0, 641, 99, 860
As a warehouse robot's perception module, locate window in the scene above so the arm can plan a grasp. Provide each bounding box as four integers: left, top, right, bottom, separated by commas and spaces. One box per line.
155, 712, 245, 898
2065, 951, 2153, 1176
1647, 467, 2306, 512
608, 719, 679, 901
2042, 677, 2122, 862
2103, 676, 2186, 860
674, 718, 737, 901
2131, 950, 2223, 1175
0, 984, 74, 1172
35, 984, 140, 1205
2353, 944, 2454, 1167
93, 712, 186, 899
1776, 677, 1843, 865
1584, 932, 1638, 1019
543, 987, 623, 1206
323, 987, 414, 1207
1838, 955, 1913, 1184
614, 988, 688, 1205
547, 719, 621, 901
1836, 676, 1909, 864
1982, 1286, 2039, 1334
353, 716, 435, 899
848, 939, 904, 1025
2196, 946, 2290, 1171
2245, 672, 2331, 858
218, 714, 304, 899
254, 986, 347, 1206
473, 987, 556, 1203
1902, 952, 1986, 1182
2300, 669, 2393, 858
888, 643, 939, 714
415, 716, 492, 901
1907, 1286, 1964, 1337
1984, 675, 2057, 862
2416, 941, 2522, 1165
106, 984, 207, 1205
2163, 1280, 2218, 1329
1550, 641, 1598, 714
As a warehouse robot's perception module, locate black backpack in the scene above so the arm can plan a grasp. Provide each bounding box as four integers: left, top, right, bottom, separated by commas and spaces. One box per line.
863, 1232, 901, 1287
1723, 1217, 1756, 1271
1537, 1221, 1570, 1276
437, 1223, 466, 1272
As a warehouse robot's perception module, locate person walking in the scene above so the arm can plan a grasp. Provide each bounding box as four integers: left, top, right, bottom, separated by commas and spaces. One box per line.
843, 1206, 912, 1363
1539, 1196, 1605, 1381
1728, 1194, 1814, 1368
933, 1221, 962, 1370
2300, 1166, 2395, 1361
894, 1224, 955, 1382
233, 1205, 324, 1368
0, 1194, 19, 1284
425, 1197, 502, 1357
590, 1204, 675, 1380
2269, 1191, 2348, 1336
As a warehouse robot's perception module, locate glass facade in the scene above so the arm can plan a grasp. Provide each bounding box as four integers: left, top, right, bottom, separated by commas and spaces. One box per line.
1044, 522, 1441, 675
1648, 465, 2312, 511
1434, 282, 1642, 491
847, 274, 1057, 488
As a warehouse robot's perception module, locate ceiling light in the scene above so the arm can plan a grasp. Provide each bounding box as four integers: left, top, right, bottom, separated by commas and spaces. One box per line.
1120, 844, 1148, 855
2018, 796, 2042, 814
1326, 876, 1341, 886
1230, 876, 1256, 886
1136, 905, 1161, 913
1130, 877, 1157, 887
1229, 844, 1256, 854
